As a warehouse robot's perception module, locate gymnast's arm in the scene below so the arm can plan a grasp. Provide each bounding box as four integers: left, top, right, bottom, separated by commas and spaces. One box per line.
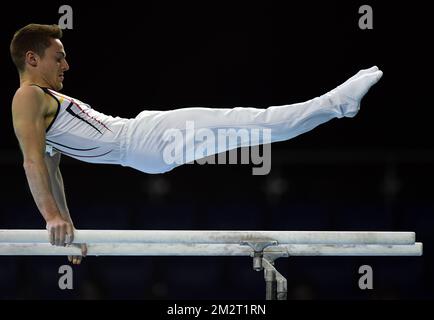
44, 152, 74, 226
12, 86, 73, 246
45, 152, 87, 263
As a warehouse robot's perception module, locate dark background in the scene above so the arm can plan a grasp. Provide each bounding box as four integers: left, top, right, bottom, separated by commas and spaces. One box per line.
0, 0, 432, 300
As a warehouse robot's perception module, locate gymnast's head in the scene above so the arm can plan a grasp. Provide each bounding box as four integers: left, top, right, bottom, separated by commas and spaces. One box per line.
10, 24, 69, 91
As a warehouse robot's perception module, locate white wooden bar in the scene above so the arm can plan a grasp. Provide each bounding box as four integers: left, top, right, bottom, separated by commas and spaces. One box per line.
0, 242, 423, 256
0, 230, 416, 245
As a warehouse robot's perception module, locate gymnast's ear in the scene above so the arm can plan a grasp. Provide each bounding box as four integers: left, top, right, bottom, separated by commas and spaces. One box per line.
25, 50, 39, 68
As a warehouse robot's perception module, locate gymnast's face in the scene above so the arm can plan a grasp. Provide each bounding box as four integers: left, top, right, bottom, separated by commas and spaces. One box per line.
33, 38, 69, 91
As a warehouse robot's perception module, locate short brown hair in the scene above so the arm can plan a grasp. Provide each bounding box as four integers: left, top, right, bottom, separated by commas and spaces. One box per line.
10, 24, 63, 73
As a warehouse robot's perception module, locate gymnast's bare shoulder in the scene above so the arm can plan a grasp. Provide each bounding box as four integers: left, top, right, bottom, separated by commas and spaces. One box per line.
12, 85, 57, 131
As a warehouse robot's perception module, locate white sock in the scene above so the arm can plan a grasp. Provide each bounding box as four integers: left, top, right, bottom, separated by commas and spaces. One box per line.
340, 66, 379, 87
327, 68, 383, 118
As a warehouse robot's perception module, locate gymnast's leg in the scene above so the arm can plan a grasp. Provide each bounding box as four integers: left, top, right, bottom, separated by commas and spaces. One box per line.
122, 67, 382, 173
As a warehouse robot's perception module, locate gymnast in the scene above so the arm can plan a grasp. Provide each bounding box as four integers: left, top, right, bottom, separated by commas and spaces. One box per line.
9, 24, 383, 264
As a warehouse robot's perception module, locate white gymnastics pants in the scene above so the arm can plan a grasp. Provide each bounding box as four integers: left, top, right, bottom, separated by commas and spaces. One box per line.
120, 68, 382, 174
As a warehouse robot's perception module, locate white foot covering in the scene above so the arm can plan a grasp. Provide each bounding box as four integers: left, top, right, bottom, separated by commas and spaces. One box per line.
327, 66, 383, 118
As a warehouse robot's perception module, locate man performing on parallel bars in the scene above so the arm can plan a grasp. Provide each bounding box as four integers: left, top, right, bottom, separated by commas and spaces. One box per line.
9, 24, 383, 264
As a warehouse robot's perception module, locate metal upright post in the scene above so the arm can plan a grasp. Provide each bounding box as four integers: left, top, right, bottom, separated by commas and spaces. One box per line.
262, 258, 287, 300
